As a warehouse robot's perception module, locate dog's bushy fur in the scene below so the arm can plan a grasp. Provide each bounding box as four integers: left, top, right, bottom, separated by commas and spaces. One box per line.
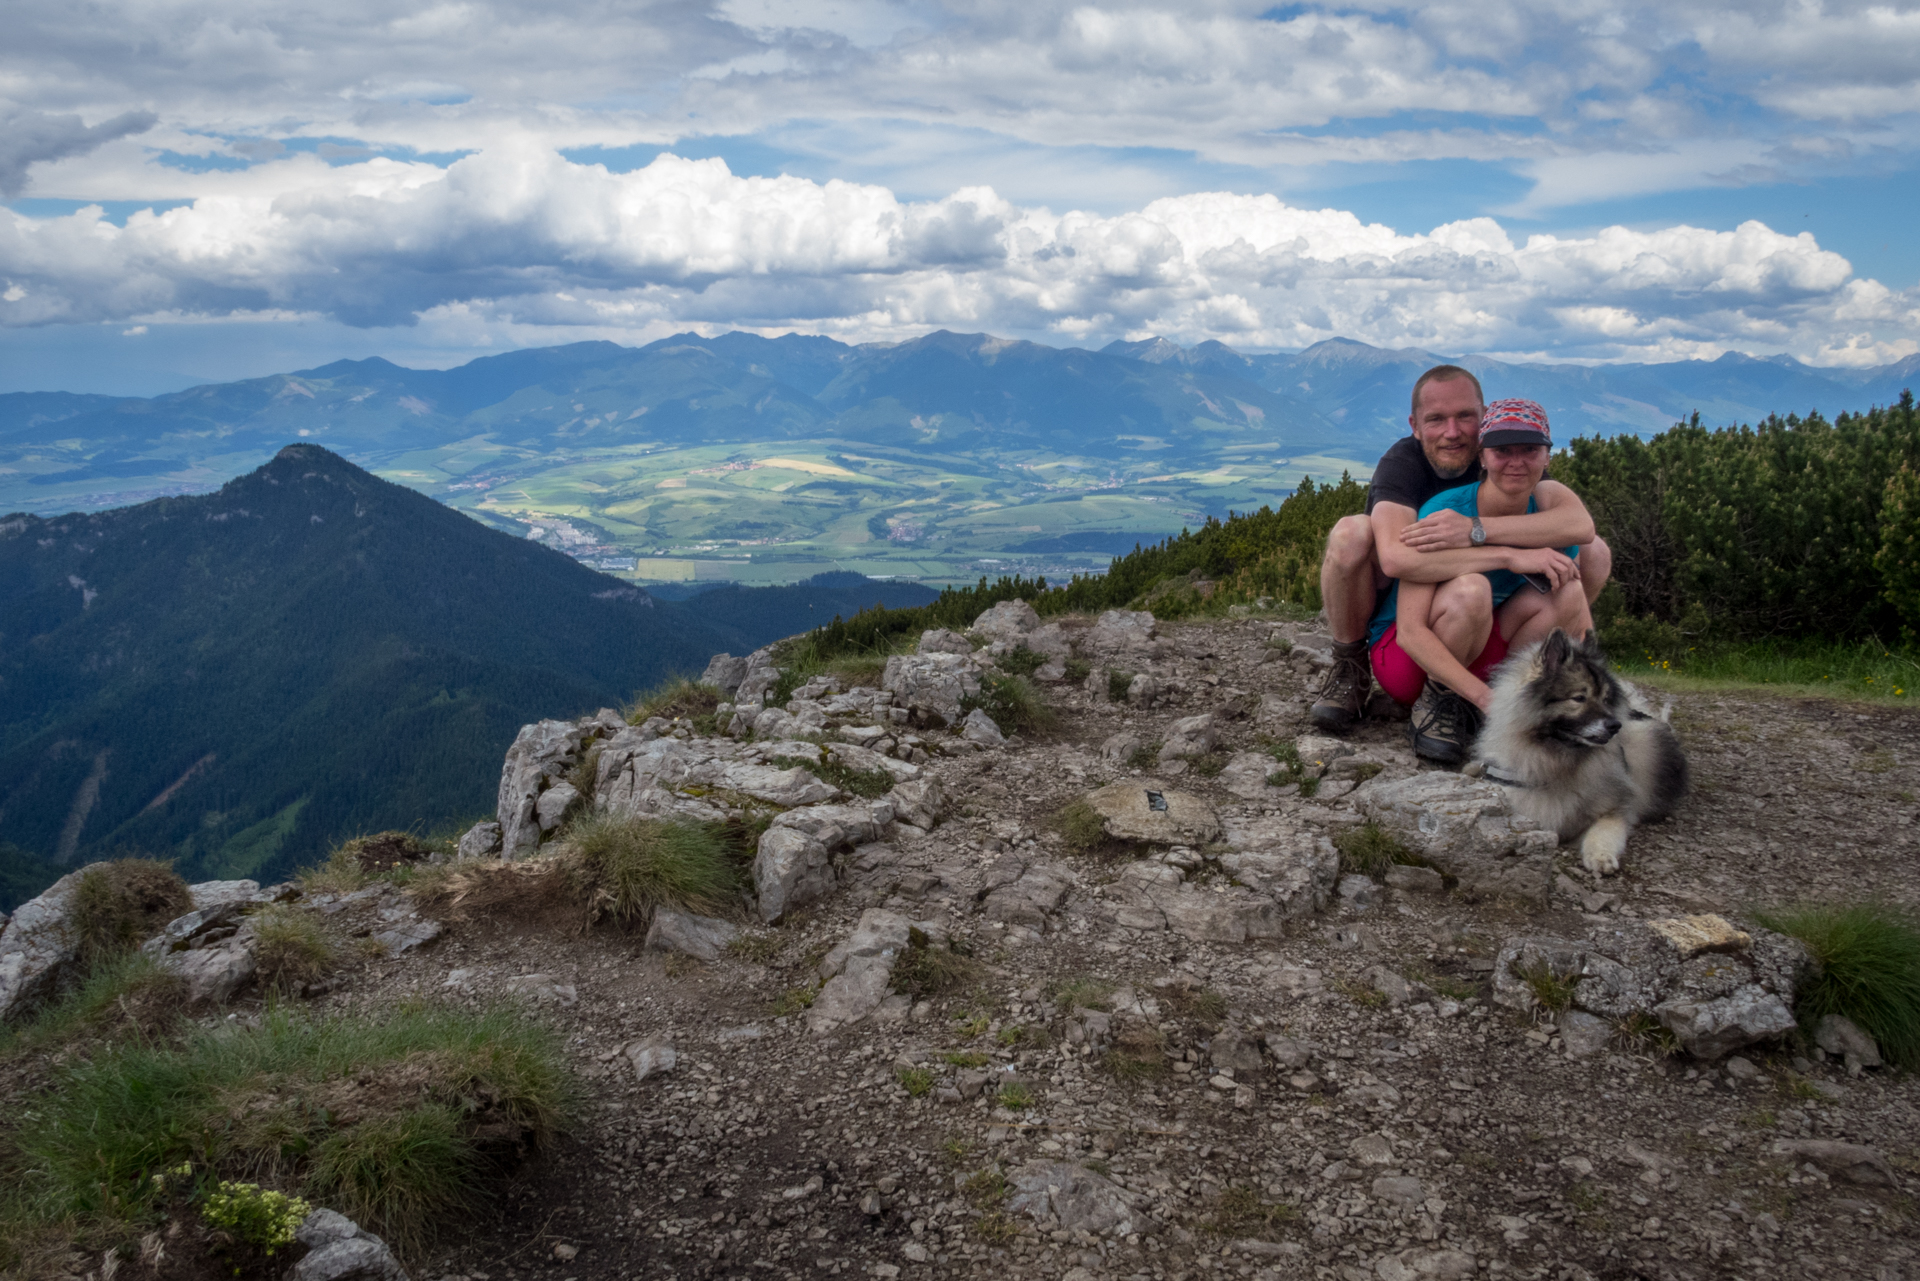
1470, 629, 1689, 875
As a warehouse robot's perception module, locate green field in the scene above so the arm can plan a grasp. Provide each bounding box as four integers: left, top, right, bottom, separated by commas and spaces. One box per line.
377, 438, 1372, 586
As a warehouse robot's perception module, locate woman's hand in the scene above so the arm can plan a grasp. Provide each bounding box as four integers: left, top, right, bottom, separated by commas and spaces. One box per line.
1503, 546, 1578, 589
1399, 509, 1475, 551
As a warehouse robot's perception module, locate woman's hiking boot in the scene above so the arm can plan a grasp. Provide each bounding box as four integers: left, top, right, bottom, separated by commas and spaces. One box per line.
1408, 679, 1482, 765
1309, 639, 1373, 733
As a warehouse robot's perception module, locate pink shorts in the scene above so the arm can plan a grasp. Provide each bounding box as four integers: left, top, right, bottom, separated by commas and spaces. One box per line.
1369, 622, 1509, 706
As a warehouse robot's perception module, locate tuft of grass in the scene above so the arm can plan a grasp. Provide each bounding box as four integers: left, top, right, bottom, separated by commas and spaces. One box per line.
726, 932, 785, 964
69, 859, 192, 966
250, 906, 341, 996
1201, 1185, 1299, 1238
1516, 961, 1578, 1015
768, 748, 896, 799
1064, 657, 1092, 684
1614, 1011, 1680, 1057
1333, 822, 1420, 878
1160, 985, 1229, 1025
943, 1051, 990, 1068
973, 1211, 1019, 1243
1186, 751, 1228, 778
1103, 1022, 1170, 1084
890, 927, 983, 998
1331, 978, 1389, 1011
1106, 668, 1136, 703
995, 1023, 1031, 1047
995, 1082, 1035, 1110
0, 950, 186, 1053
335, 831, 438, 877
961, 1168, 1009, 1209
1053, 976, 1115, 1011
1126, 742, 1162, 770
897, 1067, 935, 1097
1052, 799, 1111, 857
995, 647, 1047, 678
961, 672, 1056, 736
7, 1005, 570, 1258
954, 1010, 989, 1038
566, 811, 748, 926
1757, 901, 1920, 1067
626, 678, 724, 731
770, 984, 819, 1017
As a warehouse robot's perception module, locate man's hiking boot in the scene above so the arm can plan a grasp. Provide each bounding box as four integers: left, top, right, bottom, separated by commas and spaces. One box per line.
1408, 679, 1482, 766
1309, 639, 1373, 734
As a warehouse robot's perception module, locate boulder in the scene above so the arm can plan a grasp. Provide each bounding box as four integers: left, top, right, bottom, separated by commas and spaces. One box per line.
917, 628, 975, 655
161, 934, 258, 1004
806, 955, 896, 1034
457, 821, 503, 860
0, 870, 85, 1024
961, 708, 1006, 745
1006, 1161, 1140, 1236
819, 909, 915, 979
1100, 731, 1142, 763
701, 653, 750, 696
535, 782, 579, 831
1082, 781, 1222, 846
881, 652, 981, 726
768, 800, 898, 851
754, 827, 836, 922
187, 879, 263, 911
626, 1035, 678, 1081
496, 717, 598, 858
732, 645, 784, 708
1218, 751, 1280, 799
142, 900, 250, 955
887, 776, 946, 831
972, 599, 1041, 642
1156, 714, 1217, 762
1208, 1027, 1266, 1074
1085, 610, 1156, 656
644, 908, 739, 962
1769, 1139, 1895, 1187
291, 1208, 409, 1281
1814, 1013, 1882, 1069
982, 863, 1075, 930
1490, 916, 1808, 1059
1357, 774, 1558, 902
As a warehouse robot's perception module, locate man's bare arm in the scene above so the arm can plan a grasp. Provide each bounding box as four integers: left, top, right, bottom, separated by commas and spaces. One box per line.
1399, 480, 1595, 552
1372, 502, 1574, 586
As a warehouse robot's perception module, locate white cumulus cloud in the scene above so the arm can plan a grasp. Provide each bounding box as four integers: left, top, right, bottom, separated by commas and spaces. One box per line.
3, 147, 1912, 364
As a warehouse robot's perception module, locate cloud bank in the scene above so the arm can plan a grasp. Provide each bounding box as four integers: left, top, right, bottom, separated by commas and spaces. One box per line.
3, 145, 1912, 365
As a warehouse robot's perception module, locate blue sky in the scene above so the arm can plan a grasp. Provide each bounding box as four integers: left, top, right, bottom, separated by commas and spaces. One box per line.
2, 0, 1917, 395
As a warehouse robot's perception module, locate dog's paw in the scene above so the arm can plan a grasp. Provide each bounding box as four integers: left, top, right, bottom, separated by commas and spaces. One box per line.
1580, 816, 1628, 876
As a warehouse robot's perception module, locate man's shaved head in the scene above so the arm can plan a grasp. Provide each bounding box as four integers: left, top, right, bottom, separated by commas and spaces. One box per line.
1410, 365, 1485, 418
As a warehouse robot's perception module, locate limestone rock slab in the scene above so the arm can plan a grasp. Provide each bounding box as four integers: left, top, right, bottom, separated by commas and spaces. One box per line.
1084, 780, 1222, 846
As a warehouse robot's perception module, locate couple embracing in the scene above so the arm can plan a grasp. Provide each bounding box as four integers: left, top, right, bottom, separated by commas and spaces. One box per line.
1309, 365, 1612, 763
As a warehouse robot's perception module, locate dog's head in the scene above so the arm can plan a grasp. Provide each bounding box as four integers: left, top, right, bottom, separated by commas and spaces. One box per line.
1527, 629, 1625, 749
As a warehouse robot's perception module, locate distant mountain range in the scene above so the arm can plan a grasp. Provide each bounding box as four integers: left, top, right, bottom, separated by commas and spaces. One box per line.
0, 444, 935, 905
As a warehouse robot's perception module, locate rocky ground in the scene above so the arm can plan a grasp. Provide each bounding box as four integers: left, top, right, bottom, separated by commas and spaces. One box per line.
10, 606, 1920, 1281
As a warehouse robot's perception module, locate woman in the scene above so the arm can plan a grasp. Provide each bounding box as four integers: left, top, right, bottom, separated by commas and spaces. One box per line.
1366, 398, 1594, 763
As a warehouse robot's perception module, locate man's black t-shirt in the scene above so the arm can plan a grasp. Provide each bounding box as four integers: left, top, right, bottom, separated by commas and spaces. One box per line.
1365, 435, 1473, 515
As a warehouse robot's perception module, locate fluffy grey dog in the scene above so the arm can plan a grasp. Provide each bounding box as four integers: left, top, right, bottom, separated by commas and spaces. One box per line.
1467, 629, 1689, 876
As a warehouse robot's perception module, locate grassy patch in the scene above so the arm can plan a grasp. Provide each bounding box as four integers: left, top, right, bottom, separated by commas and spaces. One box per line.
250, 906, 341, 996
1200, 1185, 1299, 1238
1331, 978, 1389, 1011
1613, 1011, 1680, 1057
995, 646, 1047, 677
0, 950, 186, 1054
994, 1082, 1035, 1110
1757, 901, 1920, 1067
943, 1051, 990, 1068
767, 748, 896, 799
567, 811, 748, 926
954, 1010, 990, 1038
69, 859, 192, 966
961, 1167, 1009, 1209
770, 984, 819, 1017
1604, 629, 1920, 705
1064, 657, 1092, 684
1103, 1022, 1170, 1084
3, 1005, 569, 1259
1333, 822, 1419, 879
1052, 799, 1114, 858
961, 672, 1056, 736
1185, 751, 1229, 778
1106, 668, 1135, 703
1053, 976, 1115, 1011
1515, 961, 1578, 1015
1125, 741, 1162, 770
897, 1067, 935, 1097
891, 927, 983, 998
626, 678, 724, 730
1160, 985, 1229, 1025
726, 932, 785, 964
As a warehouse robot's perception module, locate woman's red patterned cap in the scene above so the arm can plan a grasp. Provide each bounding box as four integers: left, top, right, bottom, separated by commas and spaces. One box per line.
1479, 398, 1551, 448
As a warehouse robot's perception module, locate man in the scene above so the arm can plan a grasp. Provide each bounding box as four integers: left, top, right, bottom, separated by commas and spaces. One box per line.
1309, 366, 1612, 757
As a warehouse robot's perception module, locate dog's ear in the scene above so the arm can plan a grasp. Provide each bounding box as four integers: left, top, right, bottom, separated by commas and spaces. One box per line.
1540, 629, 1572, 678
1578, 631, 1609, 667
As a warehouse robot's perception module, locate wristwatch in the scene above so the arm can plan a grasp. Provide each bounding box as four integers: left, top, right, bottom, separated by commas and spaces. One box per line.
1470, 516, 1486, 546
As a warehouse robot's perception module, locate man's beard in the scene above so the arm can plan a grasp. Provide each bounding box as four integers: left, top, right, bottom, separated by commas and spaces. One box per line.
1430, 458, 1473, 480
